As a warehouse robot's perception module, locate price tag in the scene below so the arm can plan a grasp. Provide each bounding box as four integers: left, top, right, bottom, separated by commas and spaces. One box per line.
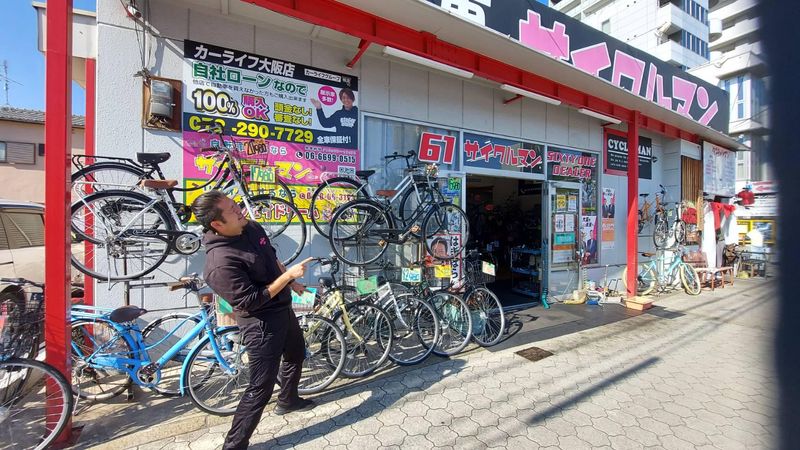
291, 287, 317, 306
356, 276, 379, 295
251, 165, 276, 183
401, 267, 422, 283
481, 261, 496, 276
434, 264, 451, 278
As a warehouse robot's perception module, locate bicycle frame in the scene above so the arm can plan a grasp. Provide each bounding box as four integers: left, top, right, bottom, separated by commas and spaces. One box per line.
312, 288, 364, 342
642, 251, 685, 288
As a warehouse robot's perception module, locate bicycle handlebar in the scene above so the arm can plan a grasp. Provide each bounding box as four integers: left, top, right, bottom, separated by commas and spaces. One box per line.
383, 151, 416, 162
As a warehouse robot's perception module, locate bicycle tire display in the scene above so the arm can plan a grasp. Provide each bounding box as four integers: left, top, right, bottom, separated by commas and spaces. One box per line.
328, 199, 392, 266
332, 301, 393, 378
184, 328, 248, 416
422, 203, 470, 260
622, 264, 657, 296
246, 194, 307, 265
680, 264, 702, 296
465, 287, 506, 347
71, 162, 147, 195
70, 190, 175, 281
141, 313, 204, 397
297, 314, 345, 395
0, 358, 74, 450
309, 177, 364, 238
70, 319, 134, 400
428, 292, 472, 357
384, 293, 440, 366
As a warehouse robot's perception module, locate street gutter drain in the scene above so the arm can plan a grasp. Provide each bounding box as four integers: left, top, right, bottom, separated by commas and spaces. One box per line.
515, 346, 554, 362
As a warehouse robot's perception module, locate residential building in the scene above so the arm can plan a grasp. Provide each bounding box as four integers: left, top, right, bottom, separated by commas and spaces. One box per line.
0, 107, 85, 203
551, 0, 712, 70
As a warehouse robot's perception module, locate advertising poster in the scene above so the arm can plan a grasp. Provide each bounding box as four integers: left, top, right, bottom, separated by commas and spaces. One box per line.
564, 214, 575, 232
554, 214, 565, 232
556, 195, 567, 211
568, 195, 577, 212
428, 234, 463, 282
703, 142, 736, 197
603, 129, 653, 179
581, 215, 598, 265
601, 218, 615, 249
601, 188, 616, 219
182, 40, 360, 219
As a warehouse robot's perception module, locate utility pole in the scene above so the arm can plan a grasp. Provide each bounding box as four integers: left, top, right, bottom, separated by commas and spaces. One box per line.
2, 60, 8, 105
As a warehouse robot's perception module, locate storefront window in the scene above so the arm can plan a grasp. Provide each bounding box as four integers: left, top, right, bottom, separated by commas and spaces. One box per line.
547, 146, 600, 264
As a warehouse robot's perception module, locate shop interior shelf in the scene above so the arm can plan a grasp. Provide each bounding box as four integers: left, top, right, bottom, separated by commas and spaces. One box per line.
512, 267, 539, 276
511, 287, 539, 297
512, 247, 542, 255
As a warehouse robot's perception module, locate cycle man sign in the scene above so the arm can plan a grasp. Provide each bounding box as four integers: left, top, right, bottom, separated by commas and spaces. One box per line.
603, 128, 653, 179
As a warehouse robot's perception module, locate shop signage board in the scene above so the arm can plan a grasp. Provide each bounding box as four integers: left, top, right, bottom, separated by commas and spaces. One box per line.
702, 142, 735, 197
462, 132, 544, 174
603, 129, 653, 179
181, 40, 360, 218
422, 0, 729, 133
546, 147, 598, 181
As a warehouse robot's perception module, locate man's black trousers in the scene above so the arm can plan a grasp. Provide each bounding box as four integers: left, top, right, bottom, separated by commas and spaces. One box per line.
223, 308, 305, 450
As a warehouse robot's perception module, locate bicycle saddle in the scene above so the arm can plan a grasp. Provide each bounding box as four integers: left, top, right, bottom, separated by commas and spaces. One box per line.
356, 170, 375, 180
109, 305, 148, 323
375, 189, 398, 198
639, 193, 649, 197
140, 179, 178, 190
319, 277, 334, 289
640, 252, 655, 257
136, 152, 171, 166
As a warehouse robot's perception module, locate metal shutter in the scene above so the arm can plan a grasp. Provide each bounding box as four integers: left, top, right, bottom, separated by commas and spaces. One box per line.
5, 142, 36, 165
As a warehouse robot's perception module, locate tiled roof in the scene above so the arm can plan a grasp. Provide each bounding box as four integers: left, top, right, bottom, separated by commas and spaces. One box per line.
0, 106, 85, 128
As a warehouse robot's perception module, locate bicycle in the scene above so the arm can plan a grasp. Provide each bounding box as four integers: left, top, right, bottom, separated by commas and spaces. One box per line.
637, 185, 665, 234
653, 200, 687, 249
456, 250, 506, 347
622, 247, 701, 296
311, 257, 394, 377
0, 278, 74, 450
69, 275, 250, 415
70, 129, 307, 281
309, 151, 445, 239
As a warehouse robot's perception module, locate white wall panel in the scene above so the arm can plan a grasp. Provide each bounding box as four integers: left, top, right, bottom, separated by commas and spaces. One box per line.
521, 99, 547, 141
359, 56, 390, 114
189, 9, 254, 52
149, 1, 190, 39
545, 104, 569, 145
428, 72, 463, 127
388, 62, 429, 122
462, 83, 493, 132
492, 90, 521, 137
567, 109, 590, 149
255, 27, 311, 65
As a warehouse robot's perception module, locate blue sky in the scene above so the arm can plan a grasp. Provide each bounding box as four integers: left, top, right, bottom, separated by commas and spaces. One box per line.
1, 0, 96, 115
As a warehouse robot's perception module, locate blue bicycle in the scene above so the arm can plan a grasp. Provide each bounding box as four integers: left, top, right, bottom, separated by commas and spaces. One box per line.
69, 276, 248, 415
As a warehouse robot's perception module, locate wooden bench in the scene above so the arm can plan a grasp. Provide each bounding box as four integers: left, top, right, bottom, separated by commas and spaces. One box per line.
683, 251, 734, 291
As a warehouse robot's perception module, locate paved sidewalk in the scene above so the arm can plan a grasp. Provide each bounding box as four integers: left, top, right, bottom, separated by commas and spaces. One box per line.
80, 279, 778, 449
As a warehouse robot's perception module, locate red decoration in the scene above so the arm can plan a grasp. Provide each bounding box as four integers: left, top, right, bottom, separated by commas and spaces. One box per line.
737, 189, 755, 206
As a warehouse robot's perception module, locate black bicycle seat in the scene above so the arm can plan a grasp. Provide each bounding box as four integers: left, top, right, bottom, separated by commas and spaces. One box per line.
356, 170, 375, 180
136, 152, 171, 166
319, 277, 334, 289
109, 305, 148, 323
640, 252, 655, 257
639, 193, 649, 197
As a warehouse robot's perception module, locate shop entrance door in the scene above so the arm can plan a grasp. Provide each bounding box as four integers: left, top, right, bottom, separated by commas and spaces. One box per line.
545, 181, 582, 301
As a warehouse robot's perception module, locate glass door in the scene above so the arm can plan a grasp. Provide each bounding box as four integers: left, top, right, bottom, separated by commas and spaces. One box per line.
546, 181, 582, 301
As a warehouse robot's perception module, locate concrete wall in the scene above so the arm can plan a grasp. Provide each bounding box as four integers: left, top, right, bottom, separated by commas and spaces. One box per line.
0, 120, 84, 203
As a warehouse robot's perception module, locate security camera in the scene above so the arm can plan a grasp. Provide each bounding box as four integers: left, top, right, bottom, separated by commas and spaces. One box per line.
125, 1, 142, 20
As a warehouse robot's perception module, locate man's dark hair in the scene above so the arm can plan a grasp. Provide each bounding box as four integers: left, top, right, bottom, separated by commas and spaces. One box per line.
339, 88, 355, 102
191, 190, 227, 232
431, 237, 448, 251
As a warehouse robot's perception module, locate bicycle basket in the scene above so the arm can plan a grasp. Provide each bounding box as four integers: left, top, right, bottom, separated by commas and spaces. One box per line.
465, 260, 495, 285
0, 293, 44, 359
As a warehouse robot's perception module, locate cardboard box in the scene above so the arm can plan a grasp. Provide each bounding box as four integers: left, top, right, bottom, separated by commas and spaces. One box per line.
624, 296, 654, 311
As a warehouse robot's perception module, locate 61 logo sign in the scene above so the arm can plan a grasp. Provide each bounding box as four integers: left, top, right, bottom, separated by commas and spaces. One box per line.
418, 132, 457, 165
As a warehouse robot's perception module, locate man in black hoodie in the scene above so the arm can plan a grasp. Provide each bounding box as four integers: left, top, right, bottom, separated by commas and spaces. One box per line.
191, 190, 315, 450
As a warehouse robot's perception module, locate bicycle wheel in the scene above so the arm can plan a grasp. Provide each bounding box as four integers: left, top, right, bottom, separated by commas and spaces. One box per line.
141, 313, 203, 397
70, 319, 133, 401
622, 264, 657, 296
428, 292, 472, 357
680, 263, 702, 296
71, 162, 147, 197
184, 327, 248, 416
310, 177, 364, 238
0, 358, 73, 450
384, 293, 440, 366
329, 200, 391, 266
422, 203, 470, 261
675, 220, 687, 245
398, 184, 444, 238
246, 194, 307, 266
333, 301, 393, 378
653, 215, 669, 248
70, 190, 174, 281
297, 314, 345, 395
465, 287, 506, 347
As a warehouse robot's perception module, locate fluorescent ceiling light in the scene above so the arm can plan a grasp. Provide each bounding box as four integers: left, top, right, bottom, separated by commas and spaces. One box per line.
577, 108, 622, 125
382, 46, 474, 79
500, 84, 561, 105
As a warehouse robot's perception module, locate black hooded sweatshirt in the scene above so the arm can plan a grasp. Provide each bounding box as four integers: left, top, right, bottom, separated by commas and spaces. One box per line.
203, 221, 291, 324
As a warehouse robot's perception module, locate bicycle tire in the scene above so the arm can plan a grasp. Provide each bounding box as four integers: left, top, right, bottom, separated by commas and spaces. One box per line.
675, 220, 687, 245
297, 314, 346, 394
383, 293, 440, 366
332, 301, 393, 378
398, 184, 445, 238
0, 358, 74, 450
310, 177, 364, 238
637, 210, 645, 234
653, 215, 669, 248
71, 161, 147, 195
422, 203, 470, 261
141, 313, 203, 397
70, 190, 175, 281
622, 264, 657, 296
465, 287, 506, 347
328, 199, 392, 266
184, 327, 247, 416
428, 292, 473, 357
246, 194, 307, 265
680, 263, 702, 296
70, 318, 134, 401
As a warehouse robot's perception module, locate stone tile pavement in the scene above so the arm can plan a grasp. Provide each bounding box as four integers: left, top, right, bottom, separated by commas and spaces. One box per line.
80, 279, 778, 449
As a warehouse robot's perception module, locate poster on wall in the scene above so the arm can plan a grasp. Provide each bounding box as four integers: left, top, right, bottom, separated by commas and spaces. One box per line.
581, 215, 598, 265
603, 129, 653, 179
554, 214, 565, 232
181, 40, 360, 218
601, 188, 615, 219
702, 142, 735, 197
462, 133, 544, 174
601, 218, 615, 249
